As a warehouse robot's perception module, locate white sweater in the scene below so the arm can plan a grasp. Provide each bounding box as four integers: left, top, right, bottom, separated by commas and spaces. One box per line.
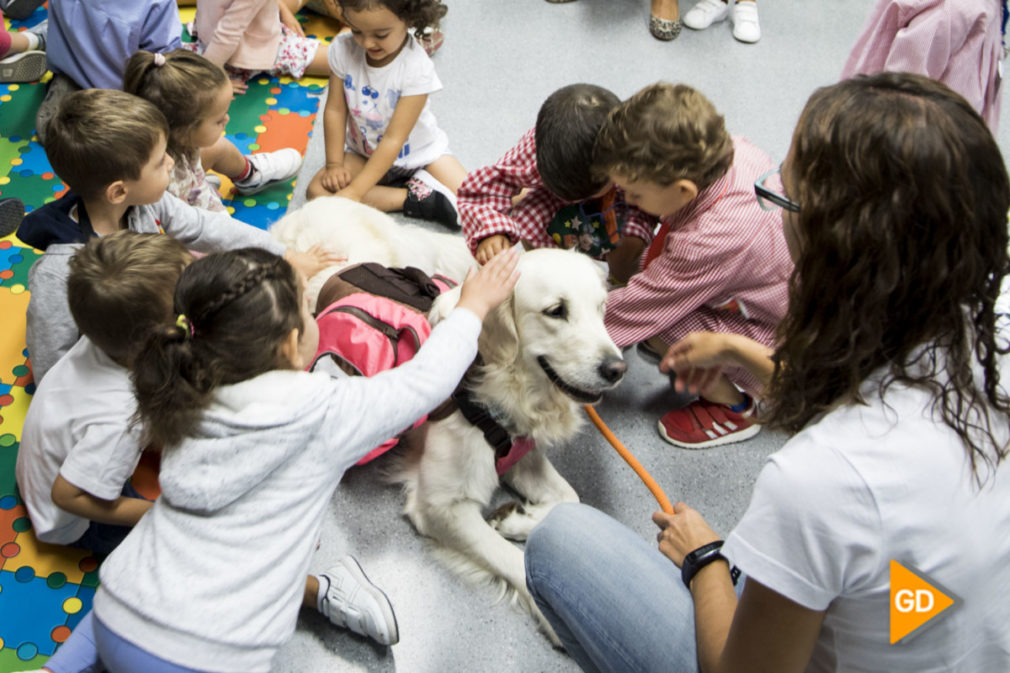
94, 309, 481, 672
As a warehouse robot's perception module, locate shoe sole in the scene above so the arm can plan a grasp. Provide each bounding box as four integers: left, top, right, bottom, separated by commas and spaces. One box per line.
657, 419, 761, 449
340, 556, 400, 646
0, 52, 47, 84
0, 199, 25, 238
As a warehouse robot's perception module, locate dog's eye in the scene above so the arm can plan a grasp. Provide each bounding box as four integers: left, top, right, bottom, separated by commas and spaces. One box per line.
543, 302, 568, 320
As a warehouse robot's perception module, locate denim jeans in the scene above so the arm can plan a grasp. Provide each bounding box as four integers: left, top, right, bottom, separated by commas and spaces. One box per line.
526, 503, 738, 673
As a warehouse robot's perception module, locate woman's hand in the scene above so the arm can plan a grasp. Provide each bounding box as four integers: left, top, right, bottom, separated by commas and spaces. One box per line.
653, 502, 721, 567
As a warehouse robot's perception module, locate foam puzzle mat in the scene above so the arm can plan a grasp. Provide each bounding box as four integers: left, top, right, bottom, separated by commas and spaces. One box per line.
0, 5, 340, 670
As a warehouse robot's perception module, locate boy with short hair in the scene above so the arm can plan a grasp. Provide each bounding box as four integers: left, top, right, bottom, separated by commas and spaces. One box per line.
458, 83, 657, 284
597, 82, 793, 448
16, 231, 190, 554
19, 88, 337, 382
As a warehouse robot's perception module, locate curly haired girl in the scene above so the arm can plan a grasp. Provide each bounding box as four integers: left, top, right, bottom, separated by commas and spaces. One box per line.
305, 0, 463, 230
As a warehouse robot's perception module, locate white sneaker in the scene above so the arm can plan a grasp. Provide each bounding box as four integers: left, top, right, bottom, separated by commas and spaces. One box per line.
233, 148, 302, 195
732, 1, 761, 43
683, 0, 730, 30
317, 556, 399, 646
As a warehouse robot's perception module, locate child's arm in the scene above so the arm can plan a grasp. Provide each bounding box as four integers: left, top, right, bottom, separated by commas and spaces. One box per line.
339, 94, 428, 202
660, 332, 774, 395
25, 255, 79, 384
319, 72, 353, 193
151, 193, 344, 278
51, 475, 153, 527
458, 129, 541, 257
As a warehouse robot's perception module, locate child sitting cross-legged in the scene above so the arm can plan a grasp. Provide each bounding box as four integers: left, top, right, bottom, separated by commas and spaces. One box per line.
597, 82, 793, 448
16, 232, 189, 557
17, 88, 340, 383
458, 83, 658, 285
304, 0, 463, 229
37, 245, 520, 673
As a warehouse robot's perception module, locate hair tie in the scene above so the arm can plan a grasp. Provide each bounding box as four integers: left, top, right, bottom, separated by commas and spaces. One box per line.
153, 52, 166, 67
176, 313, 195, 337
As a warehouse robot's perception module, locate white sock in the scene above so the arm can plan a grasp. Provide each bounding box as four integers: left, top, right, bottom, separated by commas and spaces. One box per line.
314, 574, 328, 612
23, 32, 41, 51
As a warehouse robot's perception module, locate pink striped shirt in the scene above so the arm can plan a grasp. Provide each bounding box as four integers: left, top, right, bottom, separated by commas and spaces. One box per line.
841, 0, 1003, 132
457, 129, 657, 256
605, 137, 792, 353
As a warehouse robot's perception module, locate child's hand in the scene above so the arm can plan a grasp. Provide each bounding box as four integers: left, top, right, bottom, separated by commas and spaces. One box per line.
475, 234, 511, 265
321, 165, 352, 193
456, 246, 520, 321
230, 78, 248, 96
284, 244, 347, 281
278, 0, 306, 37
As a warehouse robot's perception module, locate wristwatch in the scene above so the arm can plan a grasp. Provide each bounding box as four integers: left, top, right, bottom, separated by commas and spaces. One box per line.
681, 540, 729, 589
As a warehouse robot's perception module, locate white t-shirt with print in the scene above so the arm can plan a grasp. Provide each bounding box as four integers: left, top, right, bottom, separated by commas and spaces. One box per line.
722, 357, 1010, 672
327, 32, 449, 170
15, 337, 144, 544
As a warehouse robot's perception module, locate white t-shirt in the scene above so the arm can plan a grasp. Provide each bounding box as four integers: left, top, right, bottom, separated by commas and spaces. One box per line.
327, 32, 449, 170
15, 337, 143, 545
722, 360, 1010, 672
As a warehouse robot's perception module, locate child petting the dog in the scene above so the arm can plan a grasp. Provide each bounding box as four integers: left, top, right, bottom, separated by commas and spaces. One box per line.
597, 82, 793, 448
41, 245, 518, 673
458, 83, 657, 285
304, 0, 463, 229
123, 49, 305, 211
16, 232, 188, 556
18, 89, 339, 383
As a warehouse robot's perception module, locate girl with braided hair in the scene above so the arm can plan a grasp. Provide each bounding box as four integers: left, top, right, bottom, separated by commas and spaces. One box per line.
57, 245, 518, 673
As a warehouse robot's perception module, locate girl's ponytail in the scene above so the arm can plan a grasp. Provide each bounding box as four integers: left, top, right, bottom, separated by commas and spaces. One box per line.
132, 320, 215, 448
131, 249, 303, 449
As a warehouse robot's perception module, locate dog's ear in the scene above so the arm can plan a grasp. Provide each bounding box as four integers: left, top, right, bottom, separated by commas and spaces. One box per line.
429, 284, 462, 326
477, 292, 519, 365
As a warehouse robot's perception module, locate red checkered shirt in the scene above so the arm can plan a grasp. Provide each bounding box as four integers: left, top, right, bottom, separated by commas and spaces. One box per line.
605, 137, 793, 351
458, 129, 657, 255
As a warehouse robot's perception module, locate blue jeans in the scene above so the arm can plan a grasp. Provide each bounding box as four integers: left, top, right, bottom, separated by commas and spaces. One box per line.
526, 503, 739, 673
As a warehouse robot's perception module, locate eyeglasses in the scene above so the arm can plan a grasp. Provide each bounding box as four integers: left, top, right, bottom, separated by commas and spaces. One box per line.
754, 167, 800, 213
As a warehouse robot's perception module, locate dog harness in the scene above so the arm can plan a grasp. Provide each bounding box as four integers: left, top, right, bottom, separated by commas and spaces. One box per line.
451, 386, 535, 476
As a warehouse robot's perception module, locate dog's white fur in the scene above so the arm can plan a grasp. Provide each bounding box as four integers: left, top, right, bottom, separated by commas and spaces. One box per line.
271, 197, 625, 644
270, 196, 476, 307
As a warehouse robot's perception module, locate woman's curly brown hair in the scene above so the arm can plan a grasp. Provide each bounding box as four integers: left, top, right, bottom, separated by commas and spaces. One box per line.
765, 72, 1010, 482
339, 0, 447, 37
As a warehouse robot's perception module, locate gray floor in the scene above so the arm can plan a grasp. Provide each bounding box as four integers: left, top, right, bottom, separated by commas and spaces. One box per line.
278, 1, 1010, 671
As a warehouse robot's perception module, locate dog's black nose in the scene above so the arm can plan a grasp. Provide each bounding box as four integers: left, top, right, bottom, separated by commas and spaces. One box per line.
598, 356, 627, 384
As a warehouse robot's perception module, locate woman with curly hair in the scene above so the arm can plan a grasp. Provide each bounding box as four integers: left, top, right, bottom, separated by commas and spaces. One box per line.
304, 0, 464, 230
524, 72, 1010, 672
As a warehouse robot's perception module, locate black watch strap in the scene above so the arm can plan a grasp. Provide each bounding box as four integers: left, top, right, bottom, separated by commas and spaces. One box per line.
681, 540, 729, 589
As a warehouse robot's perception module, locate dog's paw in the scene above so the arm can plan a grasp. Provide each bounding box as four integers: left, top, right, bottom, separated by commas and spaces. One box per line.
487, 501, 538, 541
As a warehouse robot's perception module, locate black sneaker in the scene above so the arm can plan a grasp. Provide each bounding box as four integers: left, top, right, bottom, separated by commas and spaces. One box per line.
3, 0, 45, 20
402, 177, 459, 230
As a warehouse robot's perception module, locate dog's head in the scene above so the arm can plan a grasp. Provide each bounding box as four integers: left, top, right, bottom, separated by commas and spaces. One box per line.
432, 248, 626, 405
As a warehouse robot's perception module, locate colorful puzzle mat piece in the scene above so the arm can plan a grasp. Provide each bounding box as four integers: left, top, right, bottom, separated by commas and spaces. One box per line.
0, 5, 341, 670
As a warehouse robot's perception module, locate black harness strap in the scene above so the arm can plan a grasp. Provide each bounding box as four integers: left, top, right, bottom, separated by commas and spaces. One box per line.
452, 386, 513, 460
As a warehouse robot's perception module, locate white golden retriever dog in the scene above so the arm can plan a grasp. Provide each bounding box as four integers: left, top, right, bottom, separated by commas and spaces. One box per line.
271, 197, 626, 643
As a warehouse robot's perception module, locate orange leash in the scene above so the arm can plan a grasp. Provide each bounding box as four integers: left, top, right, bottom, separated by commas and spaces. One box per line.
583, 405, 674, 514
